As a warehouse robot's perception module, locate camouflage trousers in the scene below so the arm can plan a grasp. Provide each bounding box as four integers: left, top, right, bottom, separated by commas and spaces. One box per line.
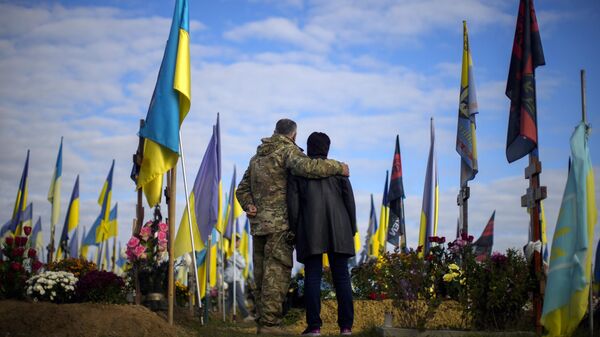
253, 230, 293, 326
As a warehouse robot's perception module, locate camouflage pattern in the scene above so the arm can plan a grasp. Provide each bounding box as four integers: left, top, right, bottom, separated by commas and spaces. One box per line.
236, 133, 344, 236
252, 231, 294, 326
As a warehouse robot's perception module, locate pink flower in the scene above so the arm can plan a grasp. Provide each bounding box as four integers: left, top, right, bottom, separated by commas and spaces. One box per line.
140, 226, 152, 240
157, 231, 167, 242
134, 244, 146, 258
157, 245, 166, 252
127, 236, 140, 248
159, 222, 168, 233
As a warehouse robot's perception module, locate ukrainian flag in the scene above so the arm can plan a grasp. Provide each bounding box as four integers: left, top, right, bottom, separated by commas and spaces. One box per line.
57, 175, 79, 259
375, 171, 389, 257
30, 217, 43, 256
137, 0, 191, 207
174, 117, 221, 258
418, 118, 439, 258
367, 194, 379, 257
224, 167, 243, 257
541, 122, 597, 336
48, 138, 63, 240
106, 204, 118, 239
240, 218, 251, 279
10, 150, 29, 235
96, 161, 115, 242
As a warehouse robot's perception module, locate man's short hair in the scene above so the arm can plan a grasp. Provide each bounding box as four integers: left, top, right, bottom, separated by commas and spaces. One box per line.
274, 119, 297, 136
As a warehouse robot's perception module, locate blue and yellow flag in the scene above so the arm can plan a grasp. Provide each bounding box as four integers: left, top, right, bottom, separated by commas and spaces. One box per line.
48, 138, 63, 237
366, 194, 378, 257
58, 175, 79, 258
456, 22, 478, 187
10, 150, 29, 234
68, 226, 79, 259
137, 0, 191, 207
97, 161, 115, 242
31, 216, 43, 254
375, 171, 389, 257
196, 117, 222, 242
541, 122, 597, 336
106, 204, 118, 239
240, 218, 251, 279
224, 167, 244, 257
418, 118, 439, 258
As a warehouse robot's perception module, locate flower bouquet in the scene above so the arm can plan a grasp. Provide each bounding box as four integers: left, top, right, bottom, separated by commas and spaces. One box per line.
0, 228, 43, 299
126, 216, 169, 311
26, 270, 77, 303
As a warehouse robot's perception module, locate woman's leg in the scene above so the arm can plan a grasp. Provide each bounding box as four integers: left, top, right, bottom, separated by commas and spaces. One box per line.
303, 254, 323, 329
329, 253, 353, 329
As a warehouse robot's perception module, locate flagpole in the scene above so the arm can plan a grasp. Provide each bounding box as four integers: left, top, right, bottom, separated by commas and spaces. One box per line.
133, 119, 145, 305
221, 234, 226, 322
204, 234, 212, 323
167, 166, 177, 325
112, 236, 117, 273
233, 219, 237, 323
581, 69, 593, 337
178, 131, 204, 322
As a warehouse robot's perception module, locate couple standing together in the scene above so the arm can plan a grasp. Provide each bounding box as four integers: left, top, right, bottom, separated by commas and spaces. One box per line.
237, 119, 357, 336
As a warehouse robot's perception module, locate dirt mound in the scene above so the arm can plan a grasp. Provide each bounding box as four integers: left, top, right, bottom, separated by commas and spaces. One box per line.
0, 300, 195, 337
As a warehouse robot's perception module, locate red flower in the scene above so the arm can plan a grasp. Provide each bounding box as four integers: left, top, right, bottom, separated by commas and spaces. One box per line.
416, 245, 423, 253
379, 293, 387, 300
28, 248, 37, 258
32, 260, 43, 271
23, 226, 32, 236
10, 261, 22, 272
368, 292, 377, 300
12, 247, 25, 258
15, 236, 28, 247
461, 232, 469, 241
467, 235, 474, 243
439, 237, 446, 244
426, 254, 435, 261
5, 236, 14, 246
428, 236, 436, 243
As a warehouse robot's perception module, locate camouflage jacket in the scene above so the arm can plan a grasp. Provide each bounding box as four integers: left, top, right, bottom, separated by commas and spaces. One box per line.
236, 134, 345, 236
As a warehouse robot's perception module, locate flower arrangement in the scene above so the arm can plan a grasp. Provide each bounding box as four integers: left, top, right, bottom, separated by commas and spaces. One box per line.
0, 229, 43, 299
76, 270, 126, 304
47, 257, 97, 278
175, 281, 190, 307
26, 270, 77, 303
126, 220, 168, 270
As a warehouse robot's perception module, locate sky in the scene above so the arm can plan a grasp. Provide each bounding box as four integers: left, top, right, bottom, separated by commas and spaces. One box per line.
0, 0, 598, 262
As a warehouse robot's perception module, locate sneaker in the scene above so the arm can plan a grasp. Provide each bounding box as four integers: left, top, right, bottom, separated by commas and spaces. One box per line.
340, 328, 352, 336
301, 327, 321, 336
258, 325, 289, 335
243, 315, 256, 322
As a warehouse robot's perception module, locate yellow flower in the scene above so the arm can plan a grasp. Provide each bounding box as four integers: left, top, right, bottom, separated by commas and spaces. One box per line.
443, 273, 455, 282
448, 263, 460, 271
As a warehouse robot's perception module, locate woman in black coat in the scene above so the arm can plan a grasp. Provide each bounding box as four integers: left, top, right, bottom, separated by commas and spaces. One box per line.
287, 132, 356, 336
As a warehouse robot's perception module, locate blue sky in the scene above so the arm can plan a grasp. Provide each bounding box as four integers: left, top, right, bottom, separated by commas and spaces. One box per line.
0, 0, 598, 259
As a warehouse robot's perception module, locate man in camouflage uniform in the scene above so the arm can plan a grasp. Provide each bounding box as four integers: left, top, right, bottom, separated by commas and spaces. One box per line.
236, 119, 349, 334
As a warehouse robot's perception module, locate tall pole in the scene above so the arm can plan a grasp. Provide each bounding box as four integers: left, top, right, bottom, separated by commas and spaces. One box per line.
457, 185, 469, 236
204, 234, 212, 323
178, 132, 203, 321
232, 219, 237, 322
581, 69, 593, 337
112, 236, 117, 273
133, 119, 145, 305
167, 167, 176, 325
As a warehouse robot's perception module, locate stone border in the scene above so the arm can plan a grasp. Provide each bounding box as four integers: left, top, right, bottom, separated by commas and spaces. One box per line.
377, 327, 536, 337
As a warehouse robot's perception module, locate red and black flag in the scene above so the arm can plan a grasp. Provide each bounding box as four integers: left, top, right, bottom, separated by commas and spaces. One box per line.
474, 211, 495, 261
505, 0, 545, 163
387, 135, 406, 249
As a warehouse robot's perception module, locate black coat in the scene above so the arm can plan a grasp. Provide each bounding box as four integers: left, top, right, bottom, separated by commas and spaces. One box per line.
287, 174, 357, 264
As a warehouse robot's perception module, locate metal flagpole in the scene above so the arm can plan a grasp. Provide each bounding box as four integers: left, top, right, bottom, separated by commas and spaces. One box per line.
581, 69, 593, 337
179, 132, 204, 322
167, 167, 176, 325
233, 218, 237, 322
221, 233, 226, 322
204, 233, 212, 323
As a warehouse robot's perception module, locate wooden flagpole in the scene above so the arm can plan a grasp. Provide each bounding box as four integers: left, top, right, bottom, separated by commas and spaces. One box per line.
133, 119, 145, 305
